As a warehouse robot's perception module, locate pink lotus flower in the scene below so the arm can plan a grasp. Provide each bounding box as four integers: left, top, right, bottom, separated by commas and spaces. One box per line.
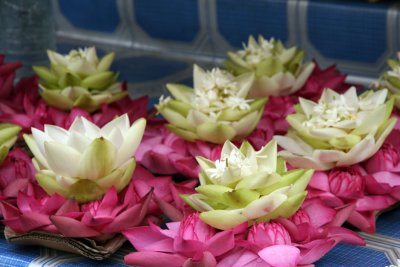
123, 213, 238, 267
137, 119, 222, 178
294, 62, 355, 102
0, 148, 36, 202
0, 180, 152, 237
363, 129, 400, 200
132, 165, 197, 221
218, 200, 364, 267
308, 166, 396, 233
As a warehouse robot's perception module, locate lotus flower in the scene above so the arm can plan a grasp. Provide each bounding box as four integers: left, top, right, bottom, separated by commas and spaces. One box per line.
0, 148, 36, 201
33, 47, 127, 112
218, 200, 364, 267
132, 164, 197, 222
362, 129, 400, 200
0, 180, 152, 237
307, 166, 396, 233
123, 213, 238, 267
275, 87, 396, 170
156, 65, 266, 144
374, 52, 400, 110
0, 123, 21, 165
181, 139, 313, 230
225, 35, 315, 97
23, 114, 146, 203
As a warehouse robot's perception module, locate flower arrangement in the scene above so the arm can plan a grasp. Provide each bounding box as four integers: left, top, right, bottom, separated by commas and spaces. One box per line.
275, 87, 398, 233
33, 47, 127, 112
0, 38, 398, 266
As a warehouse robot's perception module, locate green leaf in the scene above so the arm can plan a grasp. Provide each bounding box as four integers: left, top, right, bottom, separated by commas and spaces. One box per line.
33, 66, 58, 84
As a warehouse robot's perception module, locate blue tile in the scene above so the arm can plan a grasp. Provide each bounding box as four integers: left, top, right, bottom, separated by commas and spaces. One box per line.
316, 243, 390, 267
307, 0, 388, 63
58, 0, 119, 33
376, 208, 400, 238
217, 0, 288, 48
134, 0, 200, 42
113, 56, 189, 83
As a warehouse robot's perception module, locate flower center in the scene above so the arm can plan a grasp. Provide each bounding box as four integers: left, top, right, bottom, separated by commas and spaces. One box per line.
192, 68, 251, 115
206, 149, 254, 184
303, 96, 357, 128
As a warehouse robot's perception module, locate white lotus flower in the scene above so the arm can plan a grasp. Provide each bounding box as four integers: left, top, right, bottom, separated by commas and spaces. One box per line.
274, 87, 396, 170
47, 47, 104, 76
181, 140, 313, 230
156, 65, 266, 144
33, 47, 126, 112
23, 114, 146, 203
225, 35, 315, 97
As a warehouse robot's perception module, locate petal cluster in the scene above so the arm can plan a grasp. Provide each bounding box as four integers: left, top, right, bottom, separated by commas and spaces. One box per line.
33, 47, 127, 112
182, 140, 313, 230
218, 201, 364, 267
0, 180, 152, 237
23, 114, 146, 203
275, 87, 396, 170
156, 65, 266, 144
225, 35, 315, 97
123, 213, 237, 267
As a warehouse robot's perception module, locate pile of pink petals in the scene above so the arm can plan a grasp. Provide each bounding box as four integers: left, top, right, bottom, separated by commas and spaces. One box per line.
123, 203, 364, 267
0, 176, 153, 237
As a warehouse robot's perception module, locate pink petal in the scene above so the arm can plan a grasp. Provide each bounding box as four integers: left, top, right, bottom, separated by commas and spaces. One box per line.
206, 230, 235, 256
356, 196, 395, 211
183, 251, 217, 267
258, 245, 300, 267
303, 200, 336, 228
124, 251, 186, 267
308, 171, 330, 191
347, 211, 376, 234
327, 227, 365, 245
298, 238, 337, 264
20, 212, 52, 232
50, 215, 101, 237
123, 226, 174, 252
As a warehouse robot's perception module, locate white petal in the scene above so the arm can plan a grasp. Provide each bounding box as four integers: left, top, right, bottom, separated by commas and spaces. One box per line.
291, 62, 315, 93
221, 140, 239, 158
235, 72, 255, 98
104, 127, 123, 149
44, 125, 70, 145
101, 114, 129, 135
44, 141, 81, 178
115, 118, 146, 167
313, 149, 347, 163
299, 97, 317, 118
343, 86, 359, 109
274, 134, 313, 156
31, 128, 49, 156
336, 135, 375, 166
278, 150, 335, 170
56, 175, 78, 188
231, 110, 259, 136
309, 127, 348, 139
81, 117, 101, 139
256, 139, 277, 173
187, 110, 212, 125
67, 131, 91, 153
